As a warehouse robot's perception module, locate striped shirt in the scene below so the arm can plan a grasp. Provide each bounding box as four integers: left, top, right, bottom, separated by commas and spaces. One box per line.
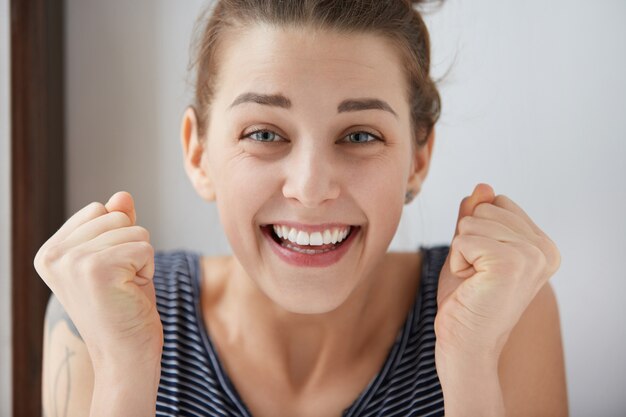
153, 244, 450, 416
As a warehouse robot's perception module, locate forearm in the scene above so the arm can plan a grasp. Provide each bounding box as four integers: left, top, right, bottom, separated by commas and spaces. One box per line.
436, 347, 506, 417
90, 360, 161, 417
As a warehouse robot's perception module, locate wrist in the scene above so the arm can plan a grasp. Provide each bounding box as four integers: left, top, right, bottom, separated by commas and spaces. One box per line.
87, 338, 163, 371
435, 346, 506, 417
91, 361, 161, 417
435, 344, 500, 374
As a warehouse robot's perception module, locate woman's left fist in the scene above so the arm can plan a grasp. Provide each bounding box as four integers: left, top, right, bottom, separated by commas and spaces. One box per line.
434, 183, 561, 360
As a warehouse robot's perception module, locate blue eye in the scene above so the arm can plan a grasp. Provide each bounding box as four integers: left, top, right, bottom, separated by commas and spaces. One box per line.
241, 128, 383, 144
244, 129, 283, 143
345, 131, 381, 144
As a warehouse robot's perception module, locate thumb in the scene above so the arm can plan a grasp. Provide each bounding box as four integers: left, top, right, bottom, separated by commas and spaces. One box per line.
445, 183, 496, 280
105, 191, 137, 225
437, 183, 495, 307
438, 183, 497, 305
452, 183, 496, 240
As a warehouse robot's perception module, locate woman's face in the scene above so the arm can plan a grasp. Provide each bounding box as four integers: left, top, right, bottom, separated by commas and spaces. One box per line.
184, 24, 433, 314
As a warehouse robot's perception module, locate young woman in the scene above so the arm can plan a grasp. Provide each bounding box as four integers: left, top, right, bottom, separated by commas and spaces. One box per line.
36, 1, 568, 416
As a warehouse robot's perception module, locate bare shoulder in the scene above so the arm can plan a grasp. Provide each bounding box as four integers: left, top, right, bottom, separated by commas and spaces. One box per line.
498, 281, 569, 417
384, 250, 424, 278
199, 254, 235, 310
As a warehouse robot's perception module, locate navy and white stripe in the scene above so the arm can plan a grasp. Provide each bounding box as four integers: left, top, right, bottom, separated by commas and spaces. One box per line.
154, 245, 450, 416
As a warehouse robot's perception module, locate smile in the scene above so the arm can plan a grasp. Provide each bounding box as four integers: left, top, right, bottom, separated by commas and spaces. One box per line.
260, 224, 360, 267
272, 224, 352, 246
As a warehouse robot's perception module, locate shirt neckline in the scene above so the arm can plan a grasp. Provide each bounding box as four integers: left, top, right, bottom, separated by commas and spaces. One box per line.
188, 248, 430, 417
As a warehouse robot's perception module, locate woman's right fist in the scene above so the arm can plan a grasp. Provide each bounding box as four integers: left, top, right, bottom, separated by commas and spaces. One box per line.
34, 191, 163, 370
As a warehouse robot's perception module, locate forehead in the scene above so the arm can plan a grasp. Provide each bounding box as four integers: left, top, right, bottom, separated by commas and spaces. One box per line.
214, 23, 408, 108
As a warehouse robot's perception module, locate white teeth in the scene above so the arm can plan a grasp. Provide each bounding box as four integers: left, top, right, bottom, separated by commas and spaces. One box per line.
323, 229, 332, 244
271, 225, 351, 246
296, 231, 309, 245
309, 232, 323, 246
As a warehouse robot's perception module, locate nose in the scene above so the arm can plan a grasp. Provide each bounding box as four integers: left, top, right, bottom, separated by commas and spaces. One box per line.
281, 141, 341, 208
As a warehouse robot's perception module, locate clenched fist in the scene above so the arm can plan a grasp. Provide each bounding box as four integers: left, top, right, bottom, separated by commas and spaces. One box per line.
435, 184, 561, 360
34, 191, 163, 370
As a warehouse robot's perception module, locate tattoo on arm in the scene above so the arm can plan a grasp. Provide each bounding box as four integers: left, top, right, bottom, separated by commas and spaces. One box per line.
52, 346, 76, 417
44, 296, 81, 417
46, 295, 82, 341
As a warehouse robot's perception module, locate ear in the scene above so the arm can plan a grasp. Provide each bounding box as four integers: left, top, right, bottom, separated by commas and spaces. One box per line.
181, 106, 216, 202
406, 127, 435, 198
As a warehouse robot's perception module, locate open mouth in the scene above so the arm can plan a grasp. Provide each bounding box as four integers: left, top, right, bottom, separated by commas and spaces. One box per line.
260, 224, 359, 255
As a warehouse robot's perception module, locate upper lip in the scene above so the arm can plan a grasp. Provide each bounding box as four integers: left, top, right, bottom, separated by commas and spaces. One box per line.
261, 221, 358, 233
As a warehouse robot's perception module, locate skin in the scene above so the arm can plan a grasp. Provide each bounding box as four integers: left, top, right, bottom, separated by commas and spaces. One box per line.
42, 295, 94, 417
39, 191, 161, 416
37, 22, 567, 417
434, 184, 568, 416
181, 23, 433, 410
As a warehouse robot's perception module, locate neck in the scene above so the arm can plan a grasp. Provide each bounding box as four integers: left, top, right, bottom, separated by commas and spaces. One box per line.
228, 257, 382, 390
215, 252, 420, 392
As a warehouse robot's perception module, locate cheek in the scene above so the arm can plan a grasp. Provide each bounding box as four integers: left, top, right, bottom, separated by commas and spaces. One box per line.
213, 145, 408, 245
349, 154, 407, 206
224, 157, 281, 214
360, 169, 405, 244
213, 155, 281, 246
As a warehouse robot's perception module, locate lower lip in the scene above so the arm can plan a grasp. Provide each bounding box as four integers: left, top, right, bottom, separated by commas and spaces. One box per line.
261, 225, 360, 268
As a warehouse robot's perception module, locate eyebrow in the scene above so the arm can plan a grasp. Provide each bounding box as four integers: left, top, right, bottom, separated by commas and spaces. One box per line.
229, 92, 398, 118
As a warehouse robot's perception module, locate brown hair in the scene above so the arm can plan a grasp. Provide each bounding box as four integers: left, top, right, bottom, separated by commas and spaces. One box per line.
188, 0, 442, 149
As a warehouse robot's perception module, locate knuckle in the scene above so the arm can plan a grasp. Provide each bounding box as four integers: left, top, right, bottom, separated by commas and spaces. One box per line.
473, 202, 491, 217
34, 244, 62, 274
531, 240, 546, 257
457, 216, 473, 233
64, 245, 82, 262
136, 240, 154, 257
134, 226, 150, 242
493, 195, 509, 206
139, 240, 153, 251
108, 210, 132, 227
450, 234, 464, 251
541, 235, 561, 273
79, 202, 108, 223
519, 243, 546, 273
537, 234, 553, 251
33, 247, 45, 271
87, 201, 106, 214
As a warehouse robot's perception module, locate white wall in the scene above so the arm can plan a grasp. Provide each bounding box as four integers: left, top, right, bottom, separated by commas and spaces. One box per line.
66, 1, 626, 415
0, 0, 12, 414
65, 0, 233, 256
